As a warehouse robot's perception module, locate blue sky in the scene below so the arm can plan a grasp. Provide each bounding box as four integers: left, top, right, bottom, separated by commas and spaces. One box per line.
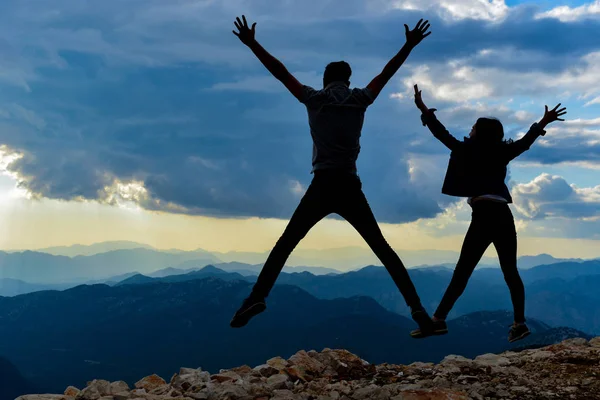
0, 0, 599, 254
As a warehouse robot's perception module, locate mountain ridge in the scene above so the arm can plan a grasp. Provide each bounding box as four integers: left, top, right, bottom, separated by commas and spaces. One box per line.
0, 277, 592, 394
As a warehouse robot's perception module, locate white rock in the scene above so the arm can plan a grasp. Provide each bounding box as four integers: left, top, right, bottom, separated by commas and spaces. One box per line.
267, 373, 290, 390
271, 389, 297, 400
179, 367, 199, 375
64, 386, 81, 397
563, 338, 589, 347
474, 354, 511, 367
109, 382, 129, 395
77, 380, 111, 399
440, 354, 473, 365
529, 351, 554, 361
214, 383, 248, 399
588, 337, 600, 348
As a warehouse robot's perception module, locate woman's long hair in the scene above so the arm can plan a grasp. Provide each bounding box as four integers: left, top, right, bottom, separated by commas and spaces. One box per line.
472, 117, 513, 146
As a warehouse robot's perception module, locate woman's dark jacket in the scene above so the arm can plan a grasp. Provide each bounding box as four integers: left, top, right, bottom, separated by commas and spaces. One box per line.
421, 110, 546, 203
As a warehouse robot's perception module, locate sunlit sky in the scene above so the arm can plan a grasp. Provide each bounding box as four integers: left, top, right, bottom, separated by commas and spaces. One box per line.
0, 0, 599, 258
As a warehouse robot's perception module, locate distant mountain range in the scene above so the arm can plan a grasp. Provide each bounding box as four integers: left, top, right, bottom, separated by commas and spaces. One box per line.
0, 248, 218, 284
273, 261, 600, 334
3, 255, 600, 333
0, 277, 589, 395
116, 266, 249, 286
108, 259, 600, 334
1, 240, 595, 286
9, 240, 593, 270
0, 248, 340, 286
32, 241, 159, 257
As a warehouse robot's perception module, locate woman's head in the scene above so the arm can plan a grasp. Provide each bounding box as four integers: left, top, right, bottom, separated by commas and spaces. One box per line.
469, 117, 504, 144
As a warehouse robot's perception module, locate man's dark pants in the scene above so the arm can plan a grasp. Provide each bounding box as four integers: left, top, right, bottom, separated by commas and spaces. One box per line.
251, 169, 423, 310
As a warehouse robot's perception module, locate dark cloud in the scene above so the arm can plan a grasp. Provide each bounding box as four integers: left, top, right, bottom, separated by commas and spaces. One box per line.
0, 0, 598, 224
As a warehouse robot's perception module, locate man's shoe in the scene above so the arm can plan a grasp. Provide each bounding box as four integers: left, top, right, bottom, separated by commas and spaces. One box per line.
508, 323, 531, 343
409, 308, 434, 339
411, 319, 448, 339
230, 295, 267, 328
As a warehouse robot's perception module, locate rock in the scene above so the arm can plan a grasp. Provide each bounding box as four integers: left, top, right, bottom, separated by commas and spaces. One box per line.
582, 377, 596, 386
16, 337, 600, 400
171, 368, 211, 390
311, 349, 375, 380
213, 383, 248, 399
510, 386, 530, 393
563, 338, 590, 347
179, 367, 200, 375
211, 372, 241, 383
77, 380, 111, 399
267, 356, 289, 371
392, 389, 469, 400
528, 350, 554, 361
431, 376, 451, 388
351, 384, 391, 400
271, 389, 297, 400
456, 375, 478, 383
149, 385, 172, 396
473, 353, 511, 367
64, 387, 81, 397
109, 382, 129, 395
408, 362, 434, 369
267, 373, 291, 390
187, 393, 209, 400
135, 374, 166, 391
440, 355, 472, 365
289, 350, 326, 377
397, 384, 422, 391
254, 364, 279, 377
285, 365, 310, 382
351, 384, 376, 399
230, 365, 253, 375
468, 391, 484, 400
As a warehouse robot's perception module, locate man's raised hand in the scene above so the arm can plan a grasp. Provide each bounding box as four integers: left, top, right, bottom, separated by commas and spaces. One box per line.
414, 84, 426, 110
233, 15, 257, 46
414, 84, 435, 113
405, 19, 431, 48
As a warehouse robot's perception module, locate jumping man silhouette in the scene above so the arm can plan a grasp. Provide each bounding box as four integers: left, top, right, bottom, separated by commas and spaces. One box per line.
229, 15, 434, 335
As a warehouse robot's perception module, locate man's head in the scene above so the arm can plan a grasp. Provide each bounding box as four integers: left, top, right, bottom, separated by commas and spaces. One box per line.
323, 61, 351, 88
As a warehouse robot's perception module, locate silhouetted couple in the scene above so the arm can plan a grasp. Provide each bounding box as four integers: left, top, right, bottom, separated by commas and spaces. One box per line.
229, 15, 567, 342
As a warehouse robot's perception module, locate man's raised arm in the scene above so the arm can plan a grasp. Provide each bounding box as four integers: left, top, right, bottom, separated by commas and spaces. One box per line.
233, 15, 304, 102
366, 19, 431, 101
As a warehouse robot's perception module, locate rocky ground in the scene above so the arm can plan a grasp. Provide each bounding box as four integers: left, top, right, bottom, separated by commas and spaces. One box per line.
17, 337, 600, 400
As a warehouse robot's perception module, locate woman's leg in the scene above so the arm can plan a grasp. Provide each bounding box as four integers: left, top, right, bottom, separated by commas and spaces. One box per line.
492, 206, 526, 324
434, 208, 492, 320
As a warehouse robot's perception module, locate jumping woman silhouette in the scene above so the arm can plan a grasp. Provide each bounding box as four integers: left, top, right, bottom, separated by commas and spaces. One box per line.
410, 84, 567, 342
